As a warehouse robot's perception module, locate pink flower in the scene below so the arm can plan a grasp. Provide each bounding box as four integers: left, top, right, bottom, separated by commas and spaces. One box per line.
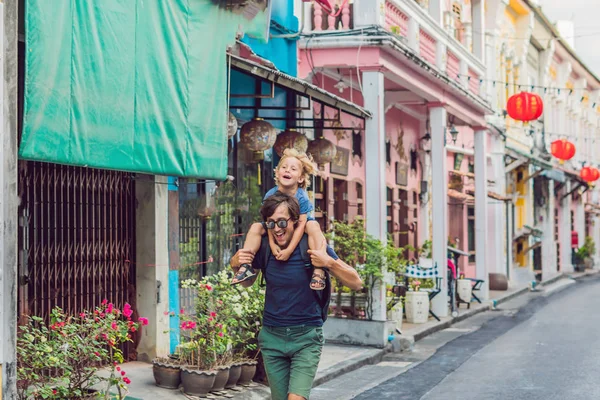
121, 370, 126, 376
101, 299, 108, 305
106, 303, 114, 314
205, 284, 212, 291
79, 313, 86, 319
123, 303, 133, 318
218, 332, 224, 337
116, 366, 121, 372
139, 317, 149, 326
180, 308, 185, 314
208, 317, 213, 322
101, 333, 108, 340
188, 321, 197, 329
210, 312, 217, 318
111, 321, 118, 330
163, 311, 169, 316
94, 352, 100, 357
123, 377, 131, 384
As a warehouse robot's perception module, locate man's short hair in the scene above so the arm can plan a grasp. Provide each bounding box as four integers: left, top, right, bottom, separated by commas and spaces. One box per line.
260, 191, 300, 222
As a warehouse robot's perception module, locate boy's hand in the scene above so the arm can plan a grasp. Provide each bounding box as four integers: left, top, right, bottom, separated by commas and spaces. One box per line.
270, 243, 282, 258
276, 247, 293, 261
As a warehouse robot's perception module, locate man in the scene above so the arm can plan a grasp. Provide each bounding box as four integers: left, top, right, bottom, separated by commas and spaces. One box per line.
230, 192, 363, 400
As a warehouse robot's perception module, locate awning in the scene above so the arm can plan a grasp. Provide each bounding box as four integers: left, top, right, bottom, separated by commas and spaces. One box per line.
505, 145, 553, 170
465, 189, 512, 202
229, 55, 371, 120
448, 189, 474, 202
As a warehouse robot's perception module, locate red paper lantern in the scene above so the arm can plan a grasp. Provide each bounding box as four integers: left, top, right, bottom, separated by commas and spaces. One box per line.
580, 166, 598, 183
550, 139, 576, 163
506, 92, 544, 122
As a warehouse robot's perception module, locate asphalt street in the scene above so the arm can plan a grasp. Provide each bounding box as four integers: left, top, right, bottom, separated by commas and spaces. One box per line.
319, 275, 600, 400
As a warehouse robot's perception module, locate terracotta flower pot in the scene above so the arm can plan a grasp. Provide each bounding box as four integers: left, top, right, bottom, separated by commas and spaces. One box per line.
180, 367, 217, 397
238, 361, 258, 386
152, 359, 181, 389
225, 363, 242, 389
211, 365, 231, 392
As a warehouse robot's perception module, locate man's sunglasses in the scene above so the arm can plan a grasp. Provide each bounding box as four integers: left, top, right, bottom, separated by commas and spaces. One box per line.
264, 218, 292, 230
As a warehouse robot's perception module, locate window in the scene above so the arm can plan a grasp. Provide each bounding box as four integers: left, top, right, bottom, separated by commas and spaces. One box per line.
467, 205, 475, 263
387, 187, 394, 234
356, 182, 364, 217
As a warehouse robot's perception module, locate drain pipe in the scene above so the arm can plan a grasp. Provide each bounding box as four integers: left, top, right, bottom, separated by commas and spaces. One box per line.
506, 200, 510, 281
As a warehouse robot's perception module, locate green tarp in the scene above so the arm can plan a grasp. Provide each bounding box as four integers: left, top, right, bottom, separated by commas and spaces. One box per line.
21, 0, 270, 179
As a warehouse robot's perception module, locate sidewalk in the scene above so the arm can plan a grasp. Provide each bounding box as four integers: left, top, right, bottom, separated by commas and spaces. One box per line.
121, 271, 596, 399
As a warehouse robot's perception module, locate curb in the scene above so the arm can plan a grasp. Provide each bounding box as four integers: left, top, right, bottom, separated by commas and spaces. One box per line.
312, 348, 388, 387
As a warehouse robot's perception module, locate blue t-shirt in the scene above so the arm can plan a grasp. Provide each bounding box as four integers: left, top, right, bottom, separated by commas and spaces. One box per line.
261, 244, 338, 327
264, 186, 314, 220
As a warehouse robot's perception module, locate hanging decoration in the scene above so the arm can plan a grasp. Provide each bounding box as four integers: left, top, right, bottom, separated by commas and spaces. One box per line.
273, 129, 309, 157
240, 118, 277, 156
589, 167, 600, 183
550, 139, 576, 164
307, 137, 337, 168
580, 166, 599, 183
227, 112, 238, 139
506, 92, 544, 122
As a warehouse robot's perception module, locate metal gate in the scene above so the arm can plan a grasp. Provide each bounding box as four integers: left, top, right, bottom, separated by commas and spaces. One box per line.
17, 161, 137, 353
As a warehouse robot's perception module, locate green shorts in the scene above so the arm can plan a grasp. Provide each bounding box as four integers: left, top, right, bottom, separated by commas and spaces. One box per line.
258, 325, 324, 400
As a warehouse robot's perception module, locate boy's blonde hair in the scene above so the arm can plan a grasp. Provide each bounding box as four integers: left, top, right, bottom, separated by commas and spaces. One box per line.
274, 148, 318, 189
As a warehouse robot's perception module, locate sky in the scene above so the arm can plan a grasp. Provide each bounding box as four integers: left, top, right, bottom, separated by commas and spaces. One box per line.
538, 0, 600, 78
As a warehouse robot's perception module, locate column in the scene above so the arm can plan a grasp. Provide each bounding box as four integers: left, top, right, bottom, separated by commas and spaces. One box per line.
484, 31, 498, 105
559, 181, 574, 273
136, 175, 171, 361
1, 0, 18, 396
428, 0, 444, 25
429, 106, 448, 317
354, 0, 385, 28
419, 120, 431, 244
363, 71, 387, 321
541, 179, 557, 281
491, 135, 506, 276
474, 129, 489, 300
575, 197, 585, 247
407, 17, 420, 53
472, 0, 485, 60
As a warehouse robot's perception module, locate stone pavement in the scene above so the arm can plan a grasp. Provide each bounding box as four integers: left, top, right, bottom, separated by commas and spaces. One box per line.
120, 271, 596, 399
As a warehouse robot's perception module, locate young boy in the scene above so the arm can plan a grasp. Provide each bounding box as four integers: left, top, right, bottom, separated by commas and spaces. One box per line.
231, 149, 327, 290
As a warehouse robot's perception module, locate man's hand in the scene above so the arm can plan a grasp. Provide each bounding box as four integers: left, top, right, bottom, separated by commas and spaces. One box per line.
232, 249, 255, 269
276, 247, 293, 261
307, 239, 333, 268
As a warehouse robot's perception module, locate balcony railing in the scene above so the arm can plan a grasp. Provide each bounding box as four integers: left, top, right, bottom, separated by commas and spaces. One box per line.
306, 0, 485, 99
310, 1, 354, 31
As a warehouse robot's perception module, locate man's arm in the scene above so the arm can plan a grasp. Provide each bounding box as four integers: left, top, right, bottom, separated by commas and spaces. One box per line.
307, 240, 363, 291
230, 249, 259, 288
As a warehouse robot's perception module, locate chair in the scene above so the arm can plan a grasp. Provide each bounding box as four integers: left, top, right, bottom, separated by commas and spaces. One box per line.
404, 263, 443, 322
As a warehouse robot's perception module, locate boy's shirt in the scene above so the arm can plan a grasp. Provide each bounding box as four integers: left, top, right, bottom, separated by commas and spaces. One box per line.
264, 186, 314, 220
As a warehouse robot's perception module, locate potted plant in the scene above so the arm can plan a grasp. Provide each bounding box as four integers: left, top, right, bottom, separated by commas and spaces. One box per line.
418, 239, 433, 268
326, 218, 369, 319
405, 279, 429, 324
17, 301, 146, 400
208, 271, 265, 389
577, 236, 596, 270
152, 356, 183, 390
178, 279, 232, 397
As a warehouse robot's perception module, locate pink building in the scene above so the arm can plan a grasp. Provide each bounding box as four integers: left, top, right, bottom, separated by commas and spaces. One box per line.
298, 0, 496, 318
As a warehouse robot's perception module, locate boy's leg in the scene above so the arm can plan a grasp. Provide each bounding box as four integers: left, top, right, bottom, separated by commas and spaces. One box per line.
232, 223, 264, 284
305, 220, 325, 250
306, 221, 326, 290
